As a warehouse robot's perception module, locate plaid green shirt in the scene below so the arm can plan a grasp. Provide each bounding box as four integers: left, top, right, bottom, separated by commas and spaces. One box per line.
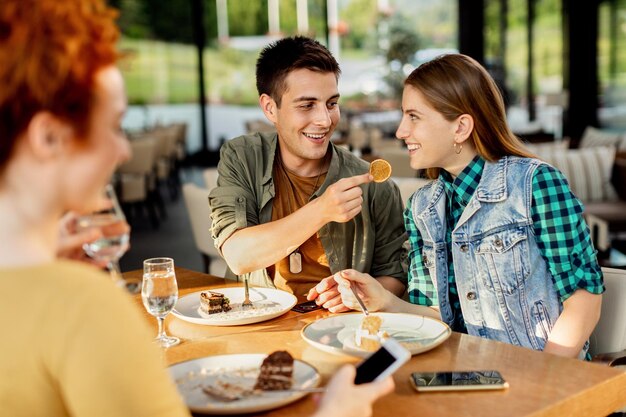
404, 156, 604, 333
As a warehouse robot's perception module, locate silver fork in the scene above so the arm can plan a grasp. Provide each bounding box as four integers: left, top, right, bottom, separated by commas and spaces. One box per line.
351, 282, 369, 316
242, 277, 253, 309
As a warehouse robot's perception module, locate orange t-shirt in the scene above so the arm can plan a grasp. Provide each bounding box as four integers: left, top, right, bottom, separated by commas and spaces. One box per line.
268, 162, 331, 295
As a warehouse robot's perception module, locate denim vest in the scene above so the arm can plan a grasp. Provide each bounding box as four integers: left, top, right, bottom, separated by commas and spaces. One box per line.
410, 156, 581, 354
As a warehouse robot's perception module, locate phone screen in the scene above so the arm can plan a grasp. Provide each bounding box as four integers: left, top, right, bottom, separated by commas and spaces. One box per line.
411, 371, 507, 391
354, 345, 397, 385
291, 301, 322, 313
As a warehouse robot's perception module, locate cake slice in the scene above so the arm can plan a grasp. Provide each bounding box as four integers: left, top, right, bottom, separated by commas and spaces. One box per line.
355, 315, 389, 351
200, 291, 232, 315
254, 351, 294, 391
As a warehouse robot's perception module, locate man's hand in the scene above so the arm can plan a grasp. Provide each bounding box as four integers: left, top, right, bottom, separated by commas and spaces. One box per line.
316, 173, 372, 224
306, 276, 351, 313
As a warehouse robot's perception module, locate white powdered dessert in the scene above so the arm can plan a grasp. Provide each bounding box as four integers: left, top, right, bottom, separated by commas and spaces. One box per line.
355, 315, 389, 351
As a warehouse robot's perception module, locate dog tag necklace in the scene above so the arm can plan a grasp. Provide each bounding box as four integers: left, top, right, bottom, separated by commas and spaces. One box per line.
278, 152, 326, 274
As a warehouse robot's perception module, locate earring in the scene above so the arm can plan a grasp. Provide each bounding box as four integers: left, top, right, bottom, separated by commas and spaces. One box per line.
453, 142, 462, 155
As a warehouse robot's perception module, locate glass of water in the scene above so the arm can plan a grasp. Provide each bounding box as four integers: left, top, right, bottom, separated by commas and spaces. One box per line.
141, 257, 180, 348
76, 184, 138, 292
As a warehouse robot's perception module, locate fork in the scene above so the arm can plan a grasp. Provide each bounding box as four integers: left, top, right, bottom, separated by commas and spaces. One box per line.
241, 277, 253, 309
350, 282, 369, 316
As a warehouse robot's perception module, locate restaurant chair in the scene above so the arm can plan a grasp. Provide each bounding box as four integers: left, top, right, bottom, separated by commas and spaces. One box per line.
203, 168, 219, 191
152, 126, 180, 201
245, 119, 275, 134
182, 183, 227, 277
390, 177, 432, 208
117, 136, 160, 228
379, 147, 416, 178
347, 125, 368, 153
591, 267, 626, 367
590, 267, 626, 414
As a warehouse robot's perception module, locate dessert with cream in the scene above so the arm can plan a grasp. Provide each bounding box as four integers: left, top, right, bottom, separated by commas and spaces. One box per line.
355, 315, 389, 351
200, 291, 232, 315
254, 350, 294, 390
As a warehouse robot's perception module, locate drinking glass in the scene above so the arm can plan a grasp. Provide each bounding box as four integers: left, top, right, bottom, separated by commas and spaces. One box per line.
76, 184, 138, 293
141, 257, 180, 348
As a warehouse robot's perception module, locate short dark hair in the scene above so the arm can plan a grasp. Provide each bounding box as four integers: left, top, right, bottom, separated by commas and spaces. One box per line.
256, 36, 340, 106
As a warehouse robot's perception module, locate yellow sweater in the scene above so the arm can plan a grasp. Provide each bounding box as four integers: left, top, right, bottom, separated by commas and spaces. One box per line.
0, 261, 190, 417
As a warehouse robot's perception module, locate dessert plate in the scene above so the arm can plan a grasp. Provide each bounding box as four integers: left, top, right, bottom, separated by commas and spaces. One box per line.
301, 312, 451, 357
169, 354, 320, 415
172, 287, 297, 326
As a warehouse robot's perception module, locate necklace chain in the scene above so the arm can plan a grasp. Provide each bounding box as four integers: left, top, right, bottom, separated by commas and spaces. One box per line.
276, 149, 328, 270
276, 150, 327, 214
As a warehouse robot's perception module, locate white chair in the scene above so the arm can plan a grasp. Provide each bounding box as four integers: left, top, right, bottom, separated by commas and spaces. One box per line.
181, 183, 228, 277
590, 267, 626, 413
379, 147, 416, 178
590, 267, 626, 363
117, 137, 160, 227
203, 168, 219, 190
245, 119, 275, 134
391, 177, 431, 207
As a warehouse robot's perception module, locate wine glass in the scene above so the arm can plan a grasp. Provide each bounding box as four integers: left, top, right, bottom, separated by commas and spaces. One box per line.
141, 257, 180, 348
76, 184, 138, 293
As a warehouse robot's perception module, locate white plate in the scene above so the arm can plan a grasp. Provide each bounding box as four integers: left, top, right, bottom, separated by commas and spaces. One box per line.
301, 312, 451, 357
169, 354, 321, 415
172, 287, 297, 326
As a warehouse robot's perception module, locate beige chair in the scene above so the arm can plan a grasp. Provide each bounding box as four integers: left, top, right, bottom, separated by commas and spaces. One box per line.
347, 125, 368, 152
379, 147, 416, 178
391, 177, 432, 207
182, 183, 227, 277
117, 136, 160, 227
590, 267, 626, 413
203, 168, 219, 190
590, 267, 626, 363
245, 119, 275, 134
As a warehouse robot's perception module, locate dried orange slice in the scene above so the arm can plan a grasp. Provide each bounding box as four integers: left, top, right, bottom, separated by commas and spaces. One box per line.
369, 159, 392, 182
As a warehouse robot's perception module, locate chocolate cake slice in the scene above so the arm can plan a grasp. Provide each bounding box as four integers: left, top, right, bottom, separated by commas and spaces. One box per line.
200, 291, 232, 315
254, 351, 294, 391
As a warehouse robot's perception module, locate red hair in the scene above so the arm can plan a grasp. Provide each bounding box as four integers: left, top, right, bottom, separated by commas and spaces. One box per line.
0, 0, 119, 168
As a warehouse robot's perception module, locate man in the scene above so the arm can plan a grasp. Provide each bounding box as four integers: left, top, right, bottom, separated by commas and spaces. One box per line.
209, 36, 407, 312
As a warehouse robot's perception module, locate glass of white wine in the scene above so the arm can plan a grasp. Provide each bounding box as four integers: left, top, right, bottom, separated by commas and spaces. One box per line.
76, 184, 138, 293
141, 257, 180, 348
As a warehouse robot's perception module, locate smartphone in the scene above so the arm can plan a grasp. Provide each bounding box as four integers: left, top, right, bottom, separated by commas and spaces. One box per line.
291, 300, 322, 313
410, 370, 509, 392
354, 338, 411, 385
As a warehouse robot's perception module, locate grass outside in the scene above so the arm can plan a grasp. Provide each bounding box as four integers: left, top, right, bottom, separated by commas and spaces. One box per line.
119, 27, 626, 107
119, 38, 259, 105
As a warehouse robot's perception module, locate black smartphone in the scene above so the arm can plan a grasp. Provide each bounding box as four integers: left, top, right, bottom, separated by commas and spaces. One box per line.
354, 338, 411, 385
410, 370, 509, 392
291, 300, 322, 313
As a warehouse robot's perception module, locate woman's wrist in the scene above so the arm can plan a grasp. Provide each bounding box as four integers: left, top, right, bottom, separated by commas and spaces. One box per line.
380, 288, 398, 312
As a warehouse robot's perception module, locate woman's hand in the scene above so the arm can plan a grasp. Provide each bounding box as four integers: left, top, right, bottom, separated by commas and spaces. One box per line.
311, 365, 394, 417
56, 211, 130, 268
306, 275, 351, 313
334, 269, 392, 312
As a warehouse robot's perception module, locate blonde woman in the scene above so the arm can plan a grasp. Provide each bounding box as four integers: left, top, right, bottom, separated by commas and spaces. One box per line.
336, 54, 603, 360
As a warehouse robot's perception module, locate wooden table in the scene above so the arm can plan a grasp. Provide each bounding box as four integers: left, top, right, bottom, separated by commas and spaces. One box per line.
124, 267, 626, 417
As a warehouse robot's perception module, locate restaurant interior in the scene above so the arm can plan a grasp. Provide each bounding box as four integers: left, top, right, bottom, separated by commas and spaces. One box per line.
65, 0, 626, 415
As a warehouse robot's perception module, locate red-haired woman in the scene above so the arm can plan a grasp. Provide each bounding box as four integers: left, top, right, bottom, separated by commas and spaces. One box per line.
0, 1, 189, 415
0, 1, 393, 416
